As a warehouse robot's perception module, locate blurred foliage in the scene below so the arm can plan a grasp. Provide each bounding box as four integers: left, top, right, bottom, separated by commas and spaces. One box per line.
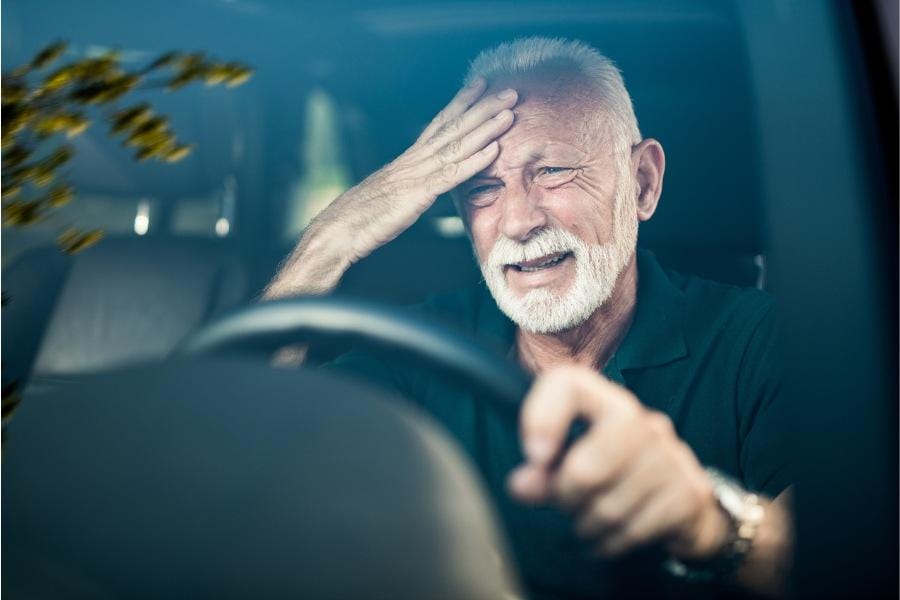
1, 41, 253, 253
1, 43, 253, 439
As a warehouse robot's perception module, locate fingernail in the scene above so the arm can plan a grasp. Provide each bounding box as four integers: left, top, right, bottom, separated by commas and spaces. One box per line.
507, 465, 550, 504
497, 89, 516, 100
525, 437, 554, 464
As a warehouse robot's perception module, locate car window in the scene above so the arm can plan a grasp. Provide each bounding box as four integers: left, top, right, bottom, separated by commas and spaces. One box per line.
1, 1, 895, 598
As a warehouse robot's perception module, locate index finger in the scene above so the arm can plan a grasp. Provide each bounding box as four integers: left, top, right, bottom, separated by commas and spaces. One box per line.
416, 76, 486, 144
519, 365, 638, 467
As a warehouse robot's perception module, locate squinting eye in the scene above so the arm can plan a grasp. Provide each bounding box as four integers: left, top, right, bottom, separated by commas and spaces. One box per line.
468, 185, 496, 196
466, 184, 500, 205
541, 166, 572, 175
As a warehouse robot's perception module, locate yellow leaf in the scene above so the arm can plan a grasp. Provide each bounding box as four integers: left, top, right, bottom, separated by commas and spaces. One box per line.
1, 82, 27, 105
163, 144, 193, 162
42, 66, 76, 92
147, 51, 181, 71
44, 145, 74, 169
224, 66, 253, 87
1, 185, 21, 200
135, 138, 175, 161
2, 145, 32, 169
46, 184, 74, 207
30, 42, 68, 70
124, 117, 169, 147
59, 229, 104, 254
110, 104, 153, 134
65, 117, 90, 138
33, 166, 56, 187
3, 200, 43, 226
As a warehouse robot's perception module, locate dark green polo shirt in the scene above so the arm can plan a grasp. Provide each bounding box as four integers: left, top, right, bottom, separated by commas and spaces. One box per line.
329, 249, 790, 599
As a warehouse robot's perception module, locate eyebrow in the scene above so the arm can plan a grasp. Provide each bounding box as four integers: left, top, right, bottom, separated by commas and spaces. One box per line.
469, 148, 573, 181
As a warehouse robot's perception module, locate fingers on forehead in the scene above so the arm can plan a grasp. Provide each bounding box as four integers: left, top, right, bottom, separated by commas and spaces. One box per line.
417, 77, 487, 144
445, 77, 487, 118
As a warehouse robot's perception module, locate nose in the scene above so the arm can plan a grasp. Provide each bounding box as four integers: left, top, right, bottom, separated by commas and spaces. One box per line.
498, 184, 548, 242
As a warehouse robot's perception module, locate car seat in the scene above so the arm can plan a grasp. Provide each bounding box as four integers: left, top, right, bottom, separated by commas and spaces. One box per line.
2, 236, 250, 392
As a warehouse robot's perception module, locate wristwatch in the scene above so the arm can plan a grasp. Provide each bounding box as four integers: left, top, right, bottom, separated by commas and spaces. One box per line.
663, 467, 766, 582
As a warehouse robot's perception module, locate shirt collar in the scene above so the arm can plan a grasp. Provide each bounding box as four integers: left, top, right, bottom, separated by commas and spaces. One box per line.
475, 248, 688, 372
613, 249, 688, 371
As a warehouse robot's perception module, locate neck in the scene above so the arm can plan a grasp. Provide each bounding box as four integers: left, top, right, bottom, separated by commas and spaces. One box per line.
516, 253, 638, 375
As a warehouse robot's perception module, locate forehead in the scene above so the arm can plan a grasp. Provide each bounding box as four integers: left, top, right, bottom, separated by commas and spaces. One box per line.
480, 70, 615, 170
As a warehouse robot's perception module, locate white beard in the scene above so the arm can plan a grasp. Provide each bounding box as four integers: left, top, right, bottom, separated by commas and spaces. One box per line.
478, 174, 638, 335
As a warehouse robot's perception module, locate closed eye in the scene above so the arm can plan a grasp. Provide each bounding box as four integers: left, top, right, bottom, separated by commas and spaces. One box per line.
466, 183, 501, 206
468, 184, 498, 196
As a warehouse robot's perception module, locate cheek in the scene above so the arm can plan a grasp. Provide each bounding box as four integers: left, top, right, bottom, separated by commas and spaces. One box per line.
556, 181, 619, 241
467, 211, 499, 261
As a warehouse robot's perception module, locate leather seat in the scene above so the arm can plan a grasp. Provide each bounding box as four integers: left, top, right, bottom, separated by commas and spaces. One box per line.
2, 237, 250, 391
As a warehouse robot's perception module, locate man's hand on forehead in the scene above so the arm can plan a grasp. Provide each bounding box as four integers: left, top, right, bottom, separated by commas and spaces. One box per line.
322, 76, 519, 263
264, 76, 521, 302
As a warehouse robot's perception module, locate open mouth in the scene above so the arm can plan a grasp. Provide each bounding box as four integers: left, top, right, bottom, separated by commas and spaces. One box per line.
507, 251, 572, 273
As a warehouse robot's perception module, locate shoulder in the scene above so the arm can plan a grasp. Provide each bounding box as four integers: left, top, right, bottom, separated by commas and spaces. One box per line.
636, 250, 775, 350
667, 267, 774, 332
660, 265, 780, 388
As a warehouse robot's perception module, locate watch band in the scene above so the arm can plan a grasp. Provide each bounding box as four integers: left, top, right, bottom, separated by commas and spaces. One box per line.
663, 467, 765, 582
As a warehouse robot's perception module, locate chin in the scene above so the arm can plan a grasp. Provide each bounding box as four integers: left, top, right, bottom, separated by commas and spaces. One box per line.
491, 284, 604, 334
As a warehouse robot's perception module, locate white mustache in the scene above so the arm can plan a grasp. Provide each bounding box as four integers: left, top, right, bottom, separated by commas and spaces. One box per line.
485, 228, 583, 269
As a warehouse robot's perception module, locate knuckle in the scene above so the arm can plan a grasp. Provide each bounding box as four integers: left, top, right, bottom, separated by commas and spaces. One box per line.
677, 465, 711, 512
440, 117, 461, 136
647, 411, 675, 438
595, 499, 625, 525
440, 138, 462, 158
565, 454, 599, 489
691, 470, 715, 507
440, 161, 460, 179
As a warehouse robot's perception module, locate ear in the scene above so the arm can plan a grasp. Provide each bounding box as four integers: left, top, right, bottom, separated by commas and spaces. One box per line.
630, 138, 665, 222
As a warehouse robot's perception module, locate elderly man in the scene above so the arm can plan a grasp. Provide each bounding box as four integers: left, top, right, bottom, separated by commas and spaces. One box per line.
265, 37, 792, 598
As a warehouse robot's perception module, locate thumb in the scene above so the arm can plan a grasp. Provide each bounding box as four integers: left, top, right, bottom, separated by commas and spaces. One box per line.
507, 463, 553, 504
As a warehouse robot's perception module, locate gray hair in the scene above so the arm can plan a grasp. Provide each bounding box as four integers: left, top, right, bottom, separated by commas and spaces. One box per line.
464, 37, 641, 153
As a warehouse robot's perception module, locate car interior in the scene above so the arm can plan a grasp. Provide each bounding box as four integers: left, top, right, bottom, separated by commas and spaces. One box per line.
2, 0, 896, 598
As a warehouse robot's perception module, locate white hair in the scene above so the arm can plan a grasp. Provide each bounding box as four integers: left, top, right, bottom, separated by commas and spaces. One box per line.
464, 36, 641, 153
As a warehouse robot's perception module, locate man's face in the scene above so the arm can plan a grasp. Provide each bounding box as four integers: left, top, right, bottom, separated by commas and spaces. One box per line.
456, 85, 639, 334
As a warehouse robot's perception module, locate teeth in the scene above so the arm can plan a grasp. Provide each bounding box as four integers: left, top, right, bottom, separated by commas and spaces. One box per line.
519, 254, 566, 272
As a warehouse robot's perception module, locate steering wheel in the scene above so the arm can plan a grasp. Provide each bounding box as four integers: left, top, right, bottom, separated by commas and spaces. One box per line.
177, 296, 531, 411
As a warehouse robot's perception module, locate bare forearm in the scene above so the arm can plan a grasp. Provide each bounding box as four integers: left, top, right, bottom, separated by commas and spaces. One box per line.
262, 217, 354, 300
265, 78, 513, 302
735, 488, 794, 598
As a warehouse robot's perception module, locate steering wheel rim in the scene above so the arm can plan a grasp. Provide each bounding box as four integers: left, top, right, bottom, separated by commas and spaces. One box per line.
176, 296, 531, 410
